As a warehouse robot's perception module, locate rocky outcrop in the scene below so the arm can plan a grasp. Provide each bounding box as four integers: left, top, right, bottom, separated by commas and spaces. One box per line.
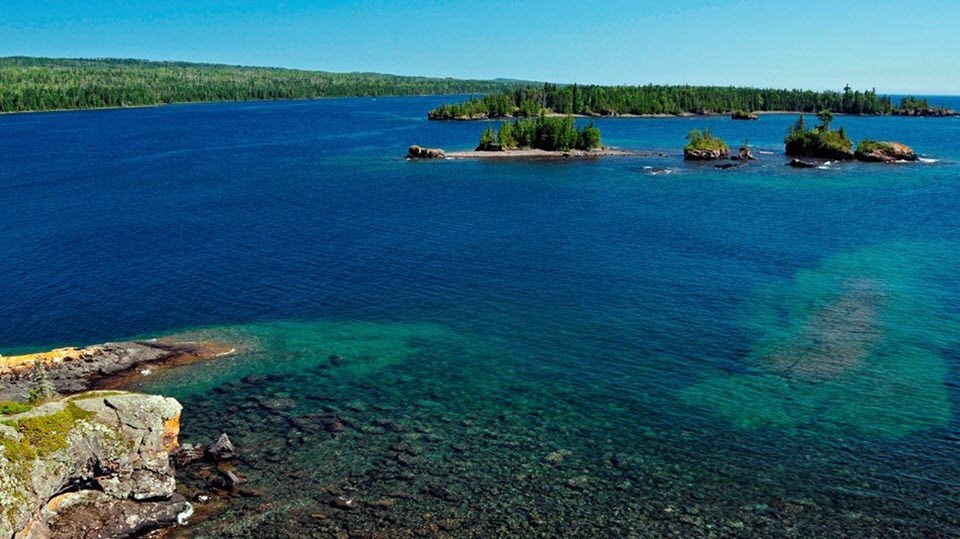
731, 111, 759, 120
788, 158, 817, 168
733, 146, 756, 161
406, 145, 446, 159
854, 141, 918, 163
0, 391, 189, 538
892, 107, 959, 117
0, 341, 226, 402
683, 148, 731, 160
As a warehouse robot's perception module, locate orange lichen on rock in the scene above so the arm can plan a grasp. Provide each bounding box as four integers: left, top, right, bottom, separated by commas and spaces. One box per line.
162, 412, 182, 452
0, 346, 104, 376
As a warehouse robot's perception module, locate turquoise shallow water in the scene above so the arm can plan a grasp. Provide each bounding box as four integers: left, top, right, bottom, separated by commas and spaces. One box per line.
1, 97, 959, 537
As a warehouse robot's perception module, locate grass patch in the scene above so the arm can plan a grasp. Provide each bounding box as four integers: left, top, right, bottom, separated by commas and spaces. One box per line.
856, 139, 893, 155
0, 402, 32, 416
685, 128, 729, 152
1, 402, 95, 459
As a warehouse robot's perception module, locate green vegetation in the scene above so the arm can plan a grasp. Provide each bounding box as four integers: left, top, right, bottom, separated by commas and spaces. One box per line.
479, 114, 603, 151
0, 402, 95, 461
27, 364, 58, 405
0, 402, 32, 416
893, 95, 956, 116
431, 82, 894, 119
855, 140, 895, 156
684, 128, 729, 153
0, 57, 536, 113
731, 109, 758, 120
784, 112, 853, 159
898, 96, 932, 111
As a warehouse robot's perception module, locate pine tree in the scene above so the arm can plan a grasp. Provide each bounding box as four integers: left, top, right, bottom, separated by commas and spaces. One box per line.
28, 363, 59, 404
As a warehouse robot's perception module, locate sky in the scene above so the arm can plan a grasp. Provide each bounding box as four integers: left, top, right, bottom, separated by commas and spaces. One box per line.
2, 0, 958, 94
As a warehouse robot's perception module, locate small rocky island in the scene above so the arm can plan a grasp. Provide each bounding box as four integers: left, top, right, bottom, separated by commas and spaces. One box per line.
731, 110, 759, 120
893, 96, 959, 117
784, 111, 921, 166
854, 140, 918, 162
683, 128, 730, 160
409, 115, 637, 159
784, 111, 854, 160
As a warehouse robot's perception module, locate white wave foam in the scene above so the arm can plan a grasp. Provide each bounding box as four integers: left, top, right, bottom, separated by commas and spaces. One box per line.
919, 158, 939, 163
215, 348, 237, 357
177, 503, 195, 525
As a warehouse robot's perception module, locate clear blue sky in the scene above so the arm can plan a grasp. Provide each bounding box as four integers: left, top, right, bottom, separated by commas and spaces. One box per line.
3, 0, 958, 94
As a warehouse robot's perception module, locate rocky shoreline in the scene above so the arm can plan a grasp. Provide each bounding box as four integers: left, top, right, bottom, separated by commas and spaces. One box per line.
0, 338, 238, 538
0, 339, 233, 402
0, 391, 188, 538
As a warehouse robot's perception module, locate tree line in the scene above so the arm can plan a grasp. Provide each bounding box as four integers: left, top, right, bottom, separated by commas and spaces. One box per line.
478, 114, 601, 151
0, 57, 534, 113
430, 83, 900, 119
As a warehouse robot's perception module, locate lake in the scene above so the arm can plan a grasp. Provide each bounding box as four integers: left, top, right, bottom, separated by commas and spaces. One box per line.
1, 96, 959, 537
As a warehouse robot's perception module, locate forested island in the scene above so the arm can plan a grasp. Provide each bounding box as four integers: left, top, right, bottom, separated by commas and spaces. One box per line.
785, 111, 854, 159
476, 114, 601, 152
0, 57, 534, 113
429, 84, 954, 119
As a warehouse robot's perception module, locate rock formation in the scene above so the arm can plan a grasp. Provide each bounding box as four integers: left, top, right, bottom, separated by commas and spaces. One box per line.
788, 159, 817, 168
733, 146, 756, 161
0, 391, 188, 538
0, 341, 226, 402
854, 141, 919, 163
683, 147, 731, 160
406, 145, 446, 159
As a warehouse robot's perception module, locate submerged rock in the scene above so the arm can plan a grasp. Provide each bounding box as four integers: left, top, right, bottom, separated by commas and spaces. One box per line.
0, 391, 187, 538
331, 496, 359, 510
788, 158, 817, 168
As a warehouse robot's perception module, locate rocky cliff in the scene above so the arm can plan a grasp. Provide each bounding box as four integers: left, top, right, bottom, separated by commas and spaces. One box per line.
0, 391, 188, 538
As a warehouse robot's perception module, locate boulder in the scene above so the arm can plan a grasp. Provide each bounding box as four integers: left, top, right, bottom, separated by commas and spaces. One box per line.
733, 147, 756, 161
788, 158, 817, 168
207, 433, 236, 461
407, 145, 446, 159
0, 391, 187, 538
854, 141, 918, 163
684, 148, 731, 160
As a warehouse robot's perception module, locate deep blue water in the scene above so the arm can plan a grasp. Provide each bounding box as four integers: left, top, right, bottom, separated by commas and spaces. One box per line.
2, 97, 960, 537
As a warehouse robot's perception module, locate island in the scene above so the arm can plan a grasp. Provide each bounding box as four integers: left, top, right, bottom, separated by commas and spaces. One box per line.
891, 96, 959, 117
428, 83, 898, 119
683, 129, 730, 160
731, 110, 759, 120
855, 140, 919, 162
784, 111, 854, 160
410, 115, 638, 159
